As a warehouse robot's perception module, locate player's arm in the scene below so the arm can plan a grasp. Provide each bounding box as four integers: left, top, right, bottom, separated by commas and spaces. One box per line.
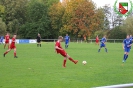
4, 36, 6, 42
12, 39, 16, 43
128, 42, 132, 47
122, 43, 125, 49
55, 46, 63, 50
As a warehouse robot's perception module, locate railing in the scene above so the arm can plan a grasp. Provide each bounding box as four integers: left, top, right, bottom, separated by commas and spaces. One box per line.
92, 83, 133, 88
41, 39, 124, 43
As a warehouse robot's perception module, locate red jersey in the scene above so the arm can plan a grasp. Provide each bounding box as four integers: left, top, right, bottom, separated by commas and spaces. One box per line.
11, 37, 16, 46
5, 35, 10, 41
55, 40, 63, 53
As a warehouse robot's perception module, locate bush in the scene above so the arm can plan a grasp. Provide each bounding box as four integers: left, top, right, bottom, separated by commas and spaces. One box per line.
107, 26, 126, 39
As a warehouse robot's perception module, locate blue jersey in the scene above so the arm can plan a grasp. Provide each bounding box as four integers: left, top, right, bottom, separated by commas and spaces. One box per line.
123, 39, 132, 48
0, 36, 4, 42
101, 38, 106, 44
64, 36, 70, 43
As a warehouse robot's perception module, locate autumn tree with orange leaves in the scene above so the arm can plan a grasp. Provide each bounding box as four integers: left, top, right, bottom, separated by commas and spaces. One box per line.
60, 0, 104, 38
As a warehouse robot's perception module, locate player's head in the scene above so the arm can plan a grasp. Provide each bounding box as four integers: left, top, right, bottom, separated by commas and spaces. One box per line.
126, 35, 130, 39
103, 35, 106, 38
130, 35, 132, 37
58, 36, 63, 41
13, 34, 17, 38
66, 34, 68, 36
6, 32, 9, 35
38, 33, 40, 36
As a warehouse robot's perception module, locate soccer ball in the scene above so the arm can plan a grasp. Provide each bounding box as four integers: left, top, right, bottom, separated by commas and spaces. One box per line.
82, 61, 87, 65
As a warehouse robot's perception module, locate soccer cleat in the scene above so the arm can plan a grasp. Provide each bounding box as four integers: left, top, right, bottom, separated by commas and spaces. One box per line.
3, 54, 5, 57
14, 56, 18, 58
122, 60, 126, 63
74, 60, 78, 64
63, 65, 66, 68
98, 49, 100, 52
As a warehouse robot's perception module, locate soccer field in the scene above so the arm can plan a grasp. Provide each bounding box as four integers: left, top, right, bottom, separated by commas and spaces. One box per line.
0, 42, 133, 88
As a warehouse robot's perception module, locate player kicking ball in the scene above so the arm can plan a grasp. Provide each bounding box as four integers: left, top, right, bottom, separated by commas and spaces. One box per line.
3, 34, 18, 58
55, 36, 78, 67
98, 35, 108, 53
122, 35, 132, 63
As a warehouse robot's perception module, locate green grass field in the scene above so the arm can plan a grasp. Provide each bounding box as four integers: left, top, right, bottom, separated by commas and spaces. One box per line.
0, 42, 133, 88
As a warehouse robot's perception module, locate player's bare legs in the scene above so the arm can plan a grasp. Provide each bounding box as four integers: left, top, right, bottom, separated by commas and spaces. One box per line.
3, 48, 11, 57
37, 42, 41, 47
63, 54, 78, 67
4, 43, 9, 49
14, 48, 18, 58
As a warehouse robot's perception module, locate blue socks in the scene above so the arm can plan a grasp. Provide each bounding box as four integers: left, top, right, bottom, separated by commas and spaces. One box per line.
98, 48, 107, 52
123, 54, 129, 62
105, 48, 108, 52
98, 49, 100, 52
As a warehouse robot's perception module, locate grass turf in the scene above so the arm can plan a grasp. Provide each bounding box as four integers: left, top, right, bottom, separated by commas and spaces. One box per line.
0, 42, 133, 88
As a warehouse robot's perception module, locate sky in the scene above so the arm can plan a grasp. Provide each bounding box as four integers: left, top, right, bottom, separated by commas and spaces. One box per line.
60, 0, 116, 7
92, 0, 115, 7
60, 0, 133, 8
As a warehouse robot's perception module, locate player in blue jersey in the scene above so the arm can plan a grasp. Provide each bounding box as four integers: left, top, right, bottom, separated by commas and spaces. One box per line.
64, 34, 70, 49
98, 35, 108, 53
0, 36, 4, 44
122, 35, 132, 63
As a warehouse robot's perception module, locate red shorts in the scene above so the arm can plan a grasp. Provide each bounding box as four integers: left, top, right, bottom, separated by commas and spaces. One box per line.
96, 40, 99, 43
5, 40, 9, 44
10, 45, 16, 49
57, 50, 67, 57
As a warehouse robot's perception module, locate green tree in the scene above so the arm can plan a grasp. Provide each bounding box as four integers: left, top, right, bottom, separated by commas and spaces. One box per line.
0, 0, 28, 33
19, 0, 49, 38
107, 26, 126, 39
0, 18, 6, 35
122, 16, 133, 35
48, 2, 65, 38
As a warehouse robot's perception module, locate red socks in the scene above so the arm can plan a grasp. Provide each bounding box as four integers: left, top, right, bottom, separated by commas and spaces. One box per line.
14, 52, 16, 57
63, 58, 78, 67
63, 60, 66, 67
69, 57, 75, 63
69, 57, 78, 64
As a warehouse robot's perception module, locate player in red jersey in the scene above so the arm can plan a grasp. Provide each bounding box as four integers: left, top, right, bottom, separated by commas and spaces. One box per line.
55, 36, 78, 67
4, 33, 10, 49
95, 35, 99, 45
3, 34, 18, 58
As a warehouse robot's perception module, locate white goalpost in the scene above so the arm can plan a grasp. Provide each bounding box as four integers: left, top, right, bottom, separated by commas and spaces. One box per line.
92, 83, 133, 88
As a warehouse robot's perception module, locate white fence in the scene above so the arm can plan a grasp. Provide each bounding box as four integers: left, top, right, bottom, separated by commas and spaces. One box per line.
41, 39, 124, 43
1, 39, 124, 44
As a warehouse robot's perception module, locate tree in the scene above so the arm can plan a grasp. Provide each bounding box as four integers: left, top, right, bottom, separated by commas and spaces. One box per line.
122, 16, 133, 35
0, 18, 6, 35
0, 0, 28, 33
60, 0, 104, 38
107, 26, 126, 39
19, 0, 49, 38
103, 5, 124, 29
48, 2, 65, 38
